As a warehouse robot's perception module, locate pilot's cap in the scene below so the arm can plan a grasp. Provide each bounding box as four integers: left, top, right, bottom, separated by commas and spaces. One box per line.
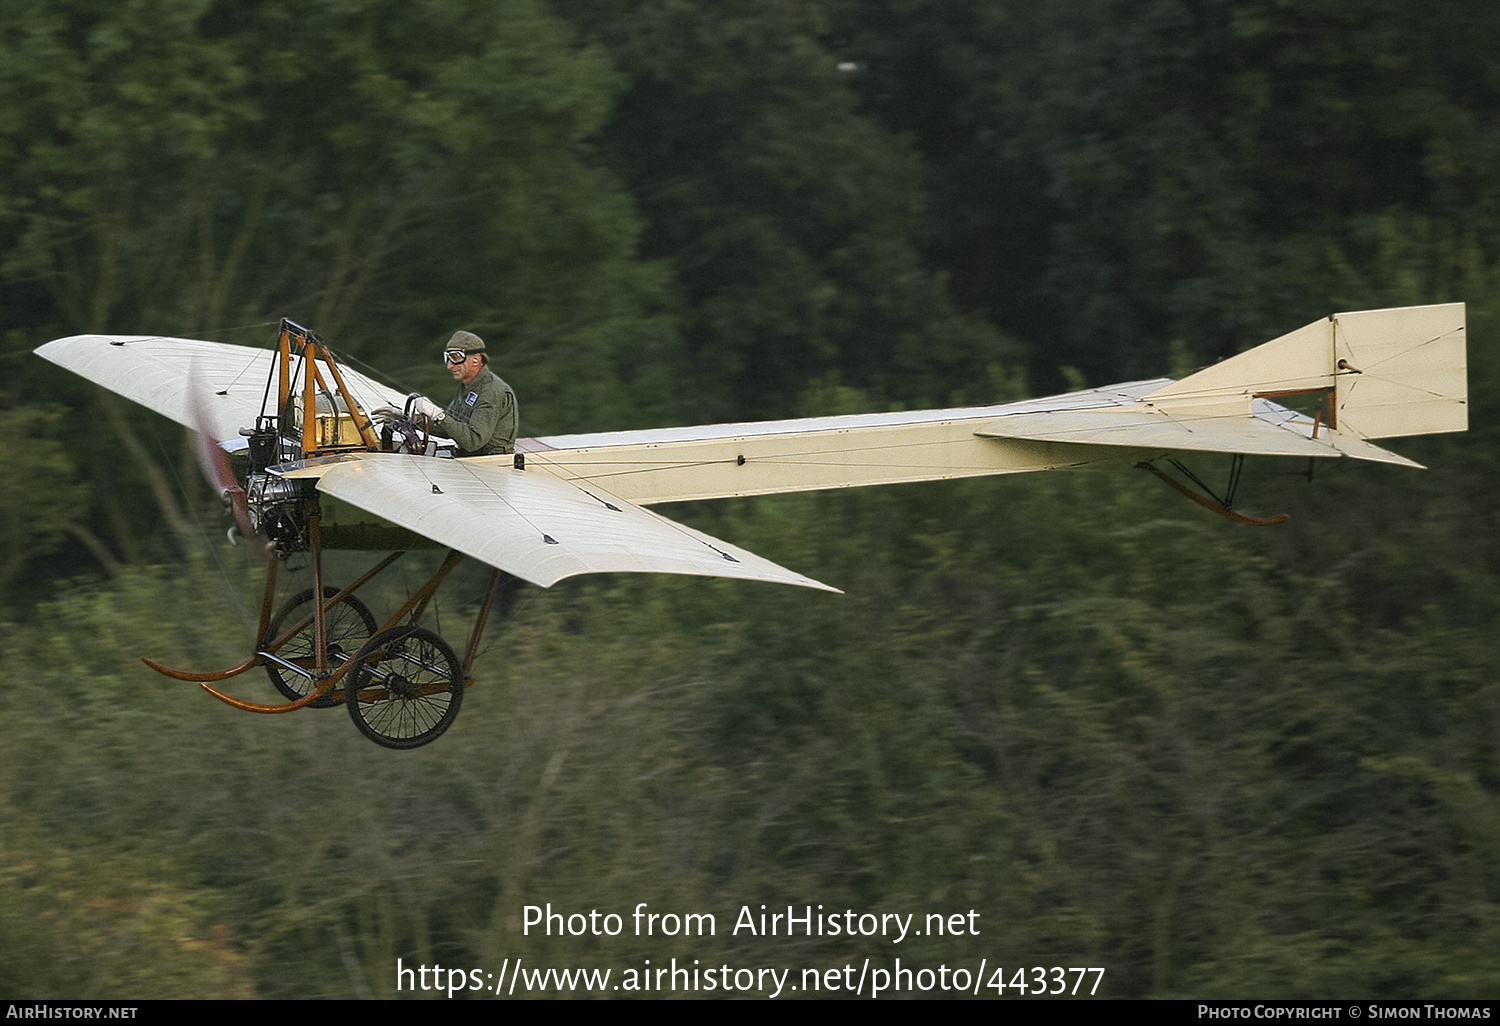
447, 330, 486, 354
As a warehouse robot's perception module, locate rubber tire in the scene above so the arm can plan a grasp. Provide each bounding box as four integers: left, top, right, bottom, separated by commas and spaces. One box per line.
345, 626, 464, 749
264, 587, 378, 708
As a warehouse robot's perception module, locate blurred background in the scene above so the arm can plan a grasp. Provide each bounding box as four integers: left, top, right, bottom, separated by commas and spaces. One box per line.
2, 0, 1497, 998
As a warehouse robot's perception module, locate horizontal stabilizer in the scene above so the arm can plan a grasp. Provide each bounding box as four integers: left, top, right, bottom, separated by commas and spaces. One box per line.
976, 399, 1423, 468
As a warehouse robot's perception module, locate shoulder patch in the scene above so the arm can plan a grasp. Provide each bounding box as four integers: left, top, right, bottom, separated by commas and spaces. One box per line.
465, 391, 478, 406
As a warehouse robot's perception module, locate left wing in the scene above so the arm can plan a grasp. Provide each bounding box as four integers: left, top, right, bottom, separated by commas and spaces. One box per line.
286, 453, 838, 592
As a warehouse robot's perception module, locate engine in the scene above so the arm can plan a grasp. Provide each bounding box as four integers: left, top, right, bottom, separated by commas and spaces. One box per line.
247, 471, 315, 555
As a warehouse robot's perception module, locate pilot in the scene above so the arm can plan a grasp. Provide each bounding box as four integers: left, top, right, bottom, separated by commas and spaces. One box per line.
379, 330, 518, 455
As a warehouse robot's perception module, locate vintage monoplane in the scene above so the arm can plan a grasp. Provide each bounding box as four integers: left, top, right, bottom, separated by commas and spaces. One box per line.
35, 303, 1467, 748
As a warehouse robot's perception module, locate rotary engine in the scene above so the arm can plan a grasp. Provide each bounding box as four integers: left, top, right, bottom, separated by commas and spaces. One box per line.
247, 471, 314, 555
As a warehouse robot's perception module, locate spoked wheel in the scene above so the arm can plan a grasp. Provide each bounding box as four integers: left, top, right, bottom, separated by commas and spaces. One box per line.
345, 626, 464, 749
263, 587, 379, 708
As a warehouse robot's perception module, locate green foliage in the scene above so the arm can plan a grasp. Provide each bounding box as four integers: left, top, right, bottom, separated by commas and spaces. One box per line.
0, 405, 89, 602
0, 836, 252, 999
828, 0, 1500, 386
557, 0, 1016, 419
2, 0, 681, 572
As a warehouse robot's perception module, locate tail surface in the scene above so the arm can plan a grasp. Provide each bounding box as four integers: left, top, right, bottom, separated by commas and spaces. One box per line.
1145, 303, 1467, 440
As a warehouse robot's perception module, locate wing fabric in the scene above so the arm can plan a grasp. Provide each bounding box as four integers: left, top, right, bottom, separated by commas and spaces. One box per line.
307, 454, 838, 592
33, 334, 406, 444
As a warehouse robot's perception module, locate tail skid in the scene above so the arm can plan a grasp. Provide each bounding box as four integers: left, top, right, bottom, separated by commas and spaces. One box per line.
1137, 458, 1291, 527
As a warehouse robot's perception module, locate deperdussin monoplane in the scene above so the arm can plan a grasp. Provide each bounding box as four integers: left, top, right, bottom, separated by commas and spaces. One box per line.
35, 303, 1467, 748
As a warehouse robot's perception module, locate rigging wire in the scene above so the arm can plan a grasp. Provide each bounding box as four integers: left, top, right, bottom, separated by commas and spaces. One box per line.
187, 320, 281, 338
338, 347, 421, 398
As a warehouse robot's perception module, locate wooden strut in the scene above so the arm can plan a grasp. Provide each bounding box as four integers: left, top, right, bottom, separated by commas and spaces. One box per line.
1137, 460, 1290, 527
462, 569, 523, 679
201, 548, 468, 714
259, 551, 404, 653
302, 332, 318, 456
318, 345, 382, 449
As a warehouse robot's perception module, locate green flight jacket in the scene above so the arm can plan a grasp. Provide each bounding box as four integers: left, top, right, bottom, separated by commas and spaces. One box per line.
438, 367, 517, 455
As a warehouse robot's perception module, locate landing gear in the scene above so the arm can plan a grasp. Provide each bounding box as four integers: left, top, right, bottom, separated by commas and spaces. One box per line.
345, 626, 465, 749
262, 586, 378, 707
147, 537, 507, 749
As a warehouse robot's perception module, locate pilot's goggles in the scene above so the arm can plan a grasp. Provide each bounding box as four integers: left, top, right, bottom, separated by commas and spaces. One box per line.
443, 349, 471, 365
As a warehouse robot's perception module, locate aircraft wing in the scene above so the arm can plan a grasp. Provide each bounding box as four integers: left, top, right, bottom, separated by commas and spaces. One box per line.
294, 453, 839, 592
33, 333, 406, 444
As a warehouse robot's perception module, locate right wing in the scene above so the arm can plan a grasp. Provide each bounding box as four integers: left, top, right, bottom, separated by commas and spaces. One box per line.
288, 453, 838, 592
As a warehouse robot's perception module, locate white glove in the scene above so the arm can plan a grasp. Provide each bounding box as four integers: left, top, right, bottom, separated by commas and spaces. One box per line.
407, 395, 446, 424
370, 404, 401, 424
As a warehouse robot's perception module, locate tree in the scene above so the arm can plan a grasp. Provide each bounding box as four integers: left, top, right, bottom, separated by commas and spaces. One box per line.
1, 0, 677, 579
556, 0, 1016, 419
827, 0, 1500, 386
